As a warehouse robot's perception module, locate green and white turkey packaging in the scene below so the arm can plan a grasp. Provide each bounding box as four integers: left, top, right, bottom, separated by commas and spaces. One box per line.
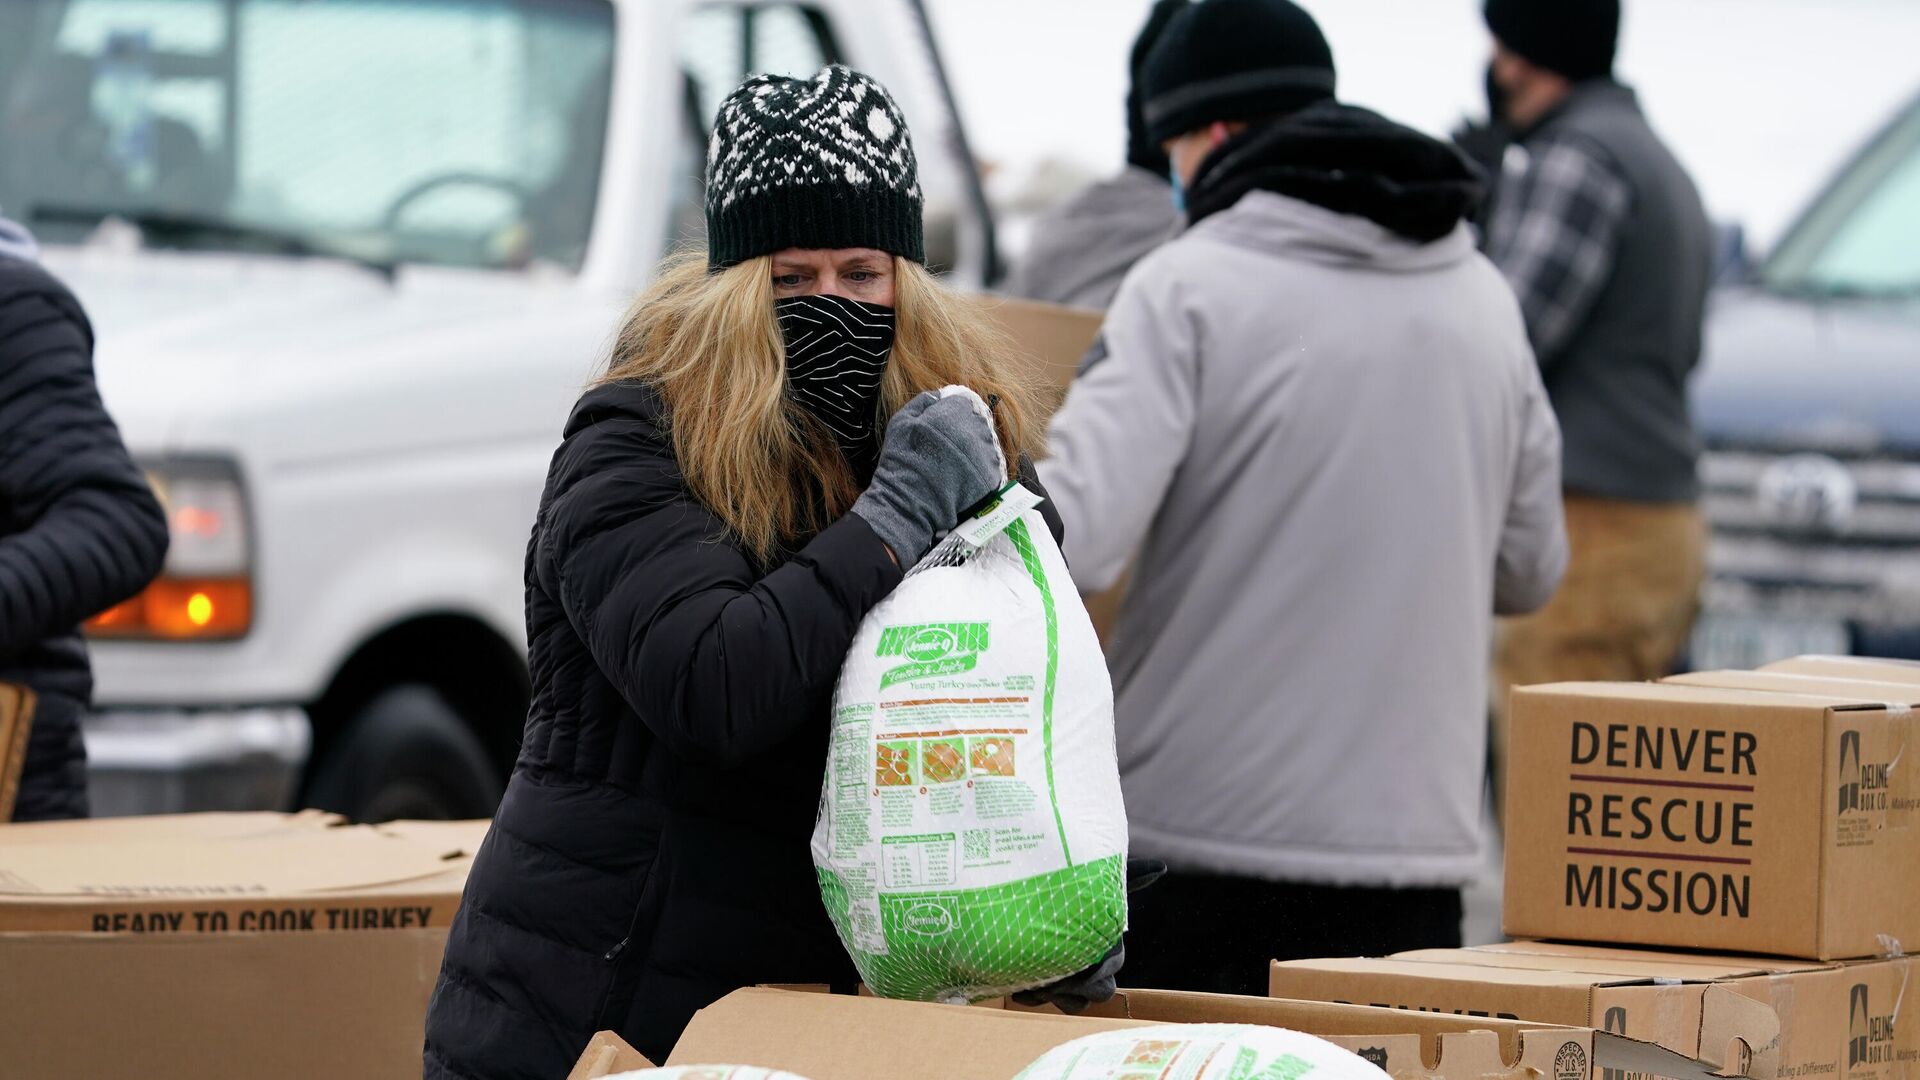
813, 396, 1127, 1001
1502, 677, 1918, 959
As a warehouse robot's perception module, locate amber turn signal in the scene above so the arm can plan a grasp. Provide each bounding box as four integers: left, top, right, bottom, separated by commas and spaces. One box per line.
87, 578, 253, 640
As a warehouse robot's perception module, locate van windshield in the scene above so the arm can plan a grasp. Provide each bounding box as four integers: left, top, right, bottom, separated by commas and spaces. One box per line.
0, 0, 614, 271
1763, 94, 1920, 299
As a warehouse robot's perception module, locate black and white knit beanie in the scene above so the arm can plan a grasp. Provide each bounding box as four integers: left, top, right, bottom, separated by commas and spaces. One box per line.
1142, 0, 1336, 145
705, 65, 924, 269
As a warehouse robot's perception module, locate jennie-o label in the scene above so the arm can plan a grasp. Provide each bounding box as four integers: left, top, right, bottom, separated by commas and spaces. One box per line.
811, 468, 1126, 1004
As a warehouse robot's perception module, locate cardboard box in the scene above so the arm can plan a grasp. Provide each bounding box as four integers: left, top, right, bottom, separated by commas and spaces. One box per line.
0, 810, 484, 932
1762, 656, 1920, 685
0, 812, 488, 1080
624, 985, 1763, 1080
978, 295, 1103, 401
1270, 955, 1779, 1078
568, 1030, 658, 1079
0, 681, 33, 822
1462, 943, 1918, 1080
1503, 680, 1918, 959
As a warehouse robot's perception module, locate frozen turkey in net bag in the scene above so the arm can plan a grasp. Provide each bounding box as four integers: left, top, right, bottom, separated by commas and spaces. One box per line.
811, 386, 1127, 1003
1014, 1024, 1397, 1080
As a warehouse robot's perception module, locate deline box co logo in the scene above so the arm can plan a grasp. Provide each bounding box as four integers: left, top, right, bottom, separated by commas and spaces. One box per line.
1849, 984, 1897, 1069
875, 622, 990, 689
1837, 730, 1891, 815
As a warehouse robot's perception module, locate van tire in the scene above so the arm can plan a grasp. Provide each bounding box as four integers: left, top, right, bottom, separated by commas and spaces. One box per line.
305, 684, 504, 822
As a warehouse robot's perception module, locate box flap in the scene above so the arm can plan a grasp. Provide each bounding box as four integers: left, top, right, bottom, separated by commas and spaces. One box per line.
0, 822, 463, 897
975, 296, 1102, 397
1099, 990, 1564, 1069
1761, 656, 1920, 685
0, 683, 32, 823
1275, 955, 1678, 990
1699, 985, 1780, 1079
669, 987, 1147, 1077
1665, 671, 1920, 707
0, 810, 344, 845
1479, 942, 1834, 976
0, 816, 483, 934
567, 1031, 657, 1079
1518, 681, 1875, 710
1395, 947, 1793, 981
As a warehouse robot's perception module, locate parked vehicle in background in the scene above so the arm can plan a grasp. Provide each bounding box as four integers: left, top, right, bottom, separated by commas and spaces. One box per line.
0, 0, 997, 820
1689, 88, 1920, 671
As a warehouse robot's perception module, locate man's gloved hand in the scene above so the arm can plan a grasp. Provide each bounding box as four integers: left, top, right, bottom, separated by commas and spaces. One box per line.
1010, 859, 1168, 1013
852, 390, 1004, 567
1013, 941, 1125, 1014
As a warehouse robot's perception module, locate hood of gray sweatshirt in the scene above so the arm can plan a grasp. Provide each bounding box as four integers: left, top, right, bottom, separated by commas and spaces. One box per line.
1040, 186, 1567, 888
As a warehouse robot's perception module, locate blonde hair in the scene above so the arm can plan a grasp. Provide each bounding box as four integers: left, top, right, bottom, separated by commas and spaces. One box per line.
604, 250, 1044, 561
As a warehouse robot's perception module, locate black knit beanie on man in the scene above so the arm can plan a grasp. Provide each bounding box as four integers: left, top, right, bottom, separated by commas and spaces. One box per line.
1126, 0, 1191, 176
1142, 0, 1336, 146
705, 65, 924, 269
1484, 0, 1620, 82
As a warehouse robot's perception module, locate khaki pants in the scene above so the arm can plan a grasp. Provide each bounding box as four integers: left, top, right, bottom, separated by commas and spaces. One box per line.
1491, 494, 1707, 819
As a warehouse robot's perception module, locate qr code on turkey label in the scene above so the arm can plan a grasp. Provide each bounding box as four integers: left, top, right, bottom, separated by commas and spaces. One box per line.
963, 828, 991, 861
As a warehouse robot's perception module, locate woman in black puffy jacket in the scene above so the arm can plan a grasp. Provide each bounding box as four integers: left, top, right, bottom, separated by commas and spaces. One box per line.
0, 213, 169, 821
423, 67, 1057, 1078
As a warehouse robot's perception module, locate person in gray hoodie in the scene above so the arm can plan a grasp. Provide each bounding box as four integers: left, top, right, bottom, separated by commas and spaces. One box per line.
1038, 0, 1567, 994
1005, 0, 1186, 310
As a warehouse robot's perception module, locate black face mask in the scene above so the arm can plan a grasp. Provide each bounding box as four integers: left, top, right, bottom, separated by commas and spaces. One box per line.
776, 293, 896, 472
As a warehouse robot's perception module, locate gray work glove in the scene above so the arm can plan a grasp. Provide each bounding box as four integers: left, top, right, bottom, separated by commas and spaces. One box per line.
1010, 859, 1167, 1013
1012, 941, 1125, 1014
851, 390, 1004, 566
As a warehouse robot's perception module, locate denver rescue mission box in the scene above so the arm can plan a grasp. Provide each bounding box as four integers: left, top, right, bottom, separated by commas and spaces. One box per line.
1502, 680, 1917, 959
0, 812, 487, 1080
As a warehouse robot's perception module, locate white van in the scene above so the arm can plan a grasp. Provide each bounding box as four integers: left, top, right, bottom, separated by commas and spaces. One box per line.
1, 0, 1001, 819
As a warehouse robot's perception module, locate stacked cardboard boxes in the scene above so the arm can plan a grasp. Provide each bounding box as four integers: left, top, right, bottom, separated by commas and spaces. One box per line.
0, 811, 488, 1080
571, 984, 1775, 1080
1273, 655, 1920, 1080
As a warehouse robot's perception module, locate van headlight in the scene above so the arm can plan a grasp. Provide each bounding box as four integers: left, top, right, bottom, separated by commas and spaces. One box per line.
87, 458, 254, 640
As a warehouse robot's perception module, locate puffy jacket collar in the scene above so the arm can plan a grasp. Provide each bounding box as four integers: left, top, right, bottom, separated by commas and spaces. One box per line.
1187, 101, 1485, 243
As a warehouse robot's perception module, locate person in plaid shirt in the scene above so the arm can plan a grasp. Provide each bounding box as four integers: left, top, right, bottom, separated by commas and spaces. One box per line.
1478, 0, 1715, 809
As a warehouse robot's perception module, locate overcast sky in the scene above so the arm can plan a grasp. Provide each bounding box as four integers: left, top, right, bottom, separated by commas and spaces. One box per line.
925, 0, 1920, 246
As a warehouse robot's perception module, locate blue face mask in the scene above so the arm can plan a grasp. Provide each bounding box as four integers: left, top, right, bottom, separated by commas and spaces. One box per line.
1170, 165, 1186, 213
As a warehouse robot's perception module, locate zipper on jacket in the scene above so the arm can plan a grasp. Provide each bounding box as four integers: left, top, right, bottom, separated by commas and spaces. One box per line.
604, 937, 629, 962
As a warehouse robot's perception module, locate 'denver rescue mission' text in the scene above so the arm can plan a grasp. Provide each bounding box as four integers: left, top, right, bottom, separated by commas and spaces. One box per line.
1563, 720, 1756, 918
